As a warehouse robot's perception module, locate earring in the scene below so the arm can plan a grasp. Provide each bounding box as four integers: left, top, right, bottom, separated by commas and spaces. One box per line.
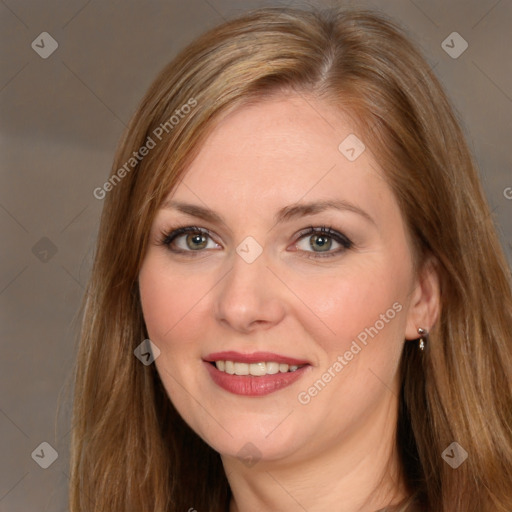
418, 327, 428, 351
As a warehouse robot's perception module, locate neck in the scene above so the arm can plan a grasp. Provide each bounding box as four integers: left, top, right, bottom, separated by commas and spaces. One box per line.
222, 394, 407, 512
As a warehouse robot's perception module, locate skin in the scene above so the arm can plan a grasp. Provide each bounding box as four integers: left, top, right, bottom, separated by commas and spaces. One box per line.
138, 92, 440, 512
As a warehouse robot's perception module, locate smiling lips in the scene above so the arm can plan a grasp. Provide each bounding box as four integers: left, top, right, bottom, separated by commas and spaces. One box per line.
203, 351, 311, 396
215, 360, 304, 376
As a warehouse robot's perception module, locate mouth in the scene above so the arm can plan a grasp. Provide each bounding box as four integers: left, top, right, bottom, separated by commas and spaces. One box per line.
209, 360, 306, 375
203, 351, 312, 396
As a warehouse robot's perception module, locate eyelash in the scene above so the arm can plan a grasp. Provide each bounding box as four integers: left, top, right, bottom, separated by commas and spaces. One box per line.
158, 224, 353, 259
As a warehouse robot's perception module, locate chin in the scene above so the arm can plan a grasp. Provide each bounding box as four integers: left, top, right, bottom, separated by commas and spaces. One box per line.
193, 413, 313, 464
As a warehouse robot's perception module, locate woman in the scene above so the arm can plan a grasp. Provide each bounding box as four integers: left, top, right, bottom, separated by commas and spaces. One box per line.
69, 6, 512, 512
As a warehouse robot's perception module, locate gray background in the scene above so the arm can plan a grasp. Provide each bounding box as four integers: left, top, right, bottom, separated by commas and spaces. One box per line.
1, 0, 511, 510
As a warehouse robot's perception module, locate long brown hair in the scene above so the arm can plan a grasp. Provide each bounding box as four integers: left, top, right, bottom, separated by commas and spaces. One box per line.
69, 7, 512, 511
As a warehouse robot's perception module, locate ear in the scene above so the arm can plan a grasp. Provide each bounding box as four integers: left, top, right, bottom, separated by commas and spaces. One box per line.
404, 255, 441, 340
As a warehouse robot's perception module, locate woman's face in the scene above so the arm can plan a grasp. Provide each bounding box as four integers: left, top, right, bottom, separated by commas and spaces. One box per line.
139, 93, 424, 465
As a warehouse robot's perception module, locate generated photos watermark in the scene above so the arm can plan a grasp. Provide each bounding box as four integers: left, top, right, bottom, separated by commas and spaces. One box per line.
297, 301, 403, 405
93, 97, 197, 200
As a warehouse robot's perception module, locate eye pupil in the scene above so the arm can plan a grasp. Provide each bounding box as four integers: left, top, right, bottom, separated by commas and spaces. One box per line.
187, 233, 207, 250
310, 234, 332, 252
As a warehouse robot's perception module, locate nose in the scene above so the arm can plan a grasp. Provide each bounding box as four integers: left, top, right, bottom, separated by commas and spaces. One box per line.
213, 247, 286, 334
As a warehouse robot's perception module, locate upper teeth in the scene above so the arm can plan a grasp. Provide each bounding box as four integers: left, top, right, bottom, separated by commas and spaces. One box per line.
214, 361, 303, 376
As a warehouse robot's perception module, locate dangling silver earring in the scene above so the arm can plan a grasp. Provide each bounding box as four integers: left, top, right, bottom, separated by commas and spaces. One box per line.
418, 327, 428, 351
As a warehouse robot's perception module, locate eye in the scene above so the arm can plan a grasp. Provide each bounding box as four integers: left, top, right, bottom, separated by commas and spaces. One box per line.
160, 226, 220, 253
292, 226, 352, 258
159, 224, 352, 259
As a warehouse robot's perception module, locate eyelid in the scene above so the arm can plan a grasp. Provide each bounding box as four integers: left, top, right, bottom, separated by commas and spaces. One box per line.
294, 225, 352, 247
160, 225, 216, 246
159, 225, 222, 255
291, 225, 353, 258
159, 224, 353, 258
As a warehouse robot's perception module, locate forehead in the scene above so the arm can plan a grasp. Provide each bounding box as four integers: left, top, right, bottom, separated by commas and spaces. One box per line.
165, 94, 391, 219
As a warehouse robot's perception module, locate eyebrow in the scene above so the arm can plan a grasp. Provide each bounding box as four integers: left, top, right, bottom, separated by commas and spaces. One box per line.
161, 199, 375, 226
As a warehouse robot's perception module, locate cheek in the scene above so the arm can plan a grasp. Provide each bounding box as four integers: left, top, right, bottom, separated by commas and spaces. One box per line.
295, 266, 409, 422
299, 256, 410, 356
138, 265, 174, 341
138, 257, 210, 418
294, 264, 409, 425
138, 256, 209, 344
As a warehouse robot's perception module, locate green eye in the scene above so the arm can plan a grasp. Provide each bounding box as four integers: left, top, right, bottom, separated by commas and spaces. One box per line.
162, 226, 219, 253
309, 233, 333, 251
294, 226, 352, 258
185, 232, 209, 250
161, 224, 352, 259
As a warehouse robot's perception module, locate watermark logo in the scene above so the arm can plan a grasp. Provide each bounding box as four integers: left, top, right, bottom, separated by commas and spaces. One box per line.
441, 441, 468, 469
236, 236, 263, 264
134, 339, 161, 365
31, 441, 58, 469
504, 187, 512, 200
32, 237, 58, 263
441, 32, 468, 59
338, 134, 366, 161
236, 442, 262, 468
31, 32, 58, 59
